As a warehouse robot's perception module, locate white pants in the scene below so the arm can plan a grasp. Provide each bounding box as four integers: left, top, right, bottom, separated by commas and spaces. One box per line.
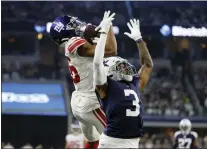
71, 91, 106, 142
98, 133, 140, 148
72, 108, 106, 142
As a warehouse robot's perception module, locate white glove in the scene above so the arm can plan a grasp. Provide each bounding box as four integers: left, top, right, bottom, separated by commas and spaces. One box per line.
95, 11, 115, 34
124, 19, 142, 41
92, 37, 100, 44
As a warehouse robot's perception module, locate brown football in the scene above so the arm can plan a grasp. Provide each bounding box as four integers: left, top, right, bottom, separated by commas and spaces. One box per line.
83, 24, 100, 44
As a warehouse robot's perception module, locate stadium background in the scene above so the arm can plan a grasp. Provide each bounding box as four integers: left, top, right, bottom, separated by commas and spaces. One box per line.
1, 1, 207, 148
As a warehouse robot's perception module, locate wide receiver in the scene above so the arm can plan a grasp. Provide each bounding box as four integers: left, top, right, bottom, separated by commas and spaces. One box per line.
50, 11, 117, 148
93, 18, 153, 148
173, 119, 199, 149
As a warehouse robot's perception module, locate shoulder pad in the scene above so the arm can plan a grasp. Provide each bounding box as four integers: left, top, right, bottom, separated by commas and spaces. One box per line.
190, 131, 198, 138
174, 131, 181, 138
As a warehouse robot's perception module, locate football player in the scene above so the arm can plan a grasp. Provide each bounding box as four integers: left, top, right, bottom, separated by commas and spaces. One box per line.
93, 18, 153, 148
50, 11, 117, 149
173, 119, 199, 149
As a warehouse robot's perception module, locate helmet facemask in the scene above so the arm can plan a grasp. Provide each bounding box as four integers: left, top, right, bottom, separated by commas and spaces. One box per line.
108, 60, 137, 82
58, 17, 86, 47
66, 16, 87, 38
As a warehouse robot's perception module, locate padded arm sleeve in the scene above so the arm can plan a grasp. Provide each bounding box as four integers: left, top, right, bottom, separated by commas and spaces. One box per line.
93, 33, 107, 85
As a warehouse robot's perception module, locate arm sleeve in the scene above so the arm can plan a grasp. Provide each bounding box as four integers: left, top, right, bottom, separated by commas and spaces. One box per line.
93, 33, 108, 85
65, 37, 87, 56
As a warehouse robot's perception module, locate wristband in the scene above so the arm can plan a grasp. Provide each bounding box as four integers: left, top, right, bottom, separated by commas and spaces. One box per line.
136, 38, 142, 43
100, 32, 107, 35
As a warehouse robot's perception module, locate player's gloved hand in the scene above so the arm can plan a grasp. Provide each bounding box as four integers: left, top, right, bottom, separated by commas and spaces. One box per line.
95, 11, 115, 34
124, 19, 142, 41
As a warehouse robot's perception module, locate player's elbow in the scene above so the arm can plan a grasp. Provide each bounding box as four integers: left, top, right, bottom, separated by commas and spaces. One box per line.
109, 45, 117, 56
104, 50, 117, 57
150, 61, 154, 68
109, 44, 117, 55
146, 60, 153, 68
105, 44, 117, 57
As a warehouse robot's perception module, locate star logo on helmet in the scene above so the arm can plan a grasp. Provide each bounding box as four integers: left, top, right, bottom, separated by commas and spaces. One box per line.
103, 60, 109, 66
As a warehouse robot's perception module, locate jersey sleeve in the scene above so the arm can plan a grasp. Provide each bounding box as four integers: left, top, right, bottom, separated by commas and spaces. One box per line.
174, 131, 180, 139
191, 131, 198, 139
65, 37, 87, 56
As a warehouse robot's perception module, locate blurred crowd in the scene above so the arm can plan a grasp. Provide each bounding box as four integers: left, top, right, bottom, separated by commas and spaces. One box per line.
142, 67, 207, 116
2, 143, 43, 149
2, 132, 207, 149
194, 68, 207, 113
142, 67, 195, 116
2, 60, 62, 81
139, 132, 207, 148
2, 1, 207, 26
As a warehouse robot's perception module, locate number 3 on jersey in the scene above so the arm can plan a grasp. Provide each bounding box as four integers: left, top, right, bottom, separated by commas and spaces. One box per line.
69, 65, 80, 84
124, 89, 140, 117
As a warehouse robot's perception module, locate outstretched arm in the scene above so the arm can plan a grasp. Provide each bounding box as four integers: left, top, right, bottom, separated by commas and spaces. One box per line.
124, 19, 153, 91
93, 33, 108, 86
78, 11, 117, 57
93, 11, 115, 99
105, 25, 117, 55
137, 40, 153, 91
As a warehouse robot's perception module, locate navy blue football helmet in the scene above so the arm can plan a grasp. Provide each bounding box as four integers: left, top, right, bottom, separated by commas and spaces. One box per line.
50, 15, 87, 46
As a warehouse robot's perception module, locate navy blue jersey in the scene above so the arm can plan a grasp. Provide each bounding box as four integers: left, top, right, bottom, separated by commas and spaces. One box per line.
173, 131, 198, 149
96, 76, 144, 139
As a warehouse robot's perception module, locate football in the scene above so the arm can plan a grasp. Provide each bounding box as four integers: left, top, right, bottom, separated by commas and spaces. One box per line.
83, 24, 100, 44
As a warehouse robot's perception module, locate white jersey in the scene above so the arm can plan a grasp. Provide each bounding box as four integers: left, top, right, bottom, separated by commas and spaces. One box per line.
65, 37, 100, 112
66, 133, 85, 148
65, 37, 95, 92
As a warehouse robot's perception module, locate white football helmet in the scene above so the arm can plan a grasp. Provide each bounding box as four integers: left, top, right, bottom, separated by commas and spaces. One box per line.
103, 56, 137, 82
179, 119, 192, 135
